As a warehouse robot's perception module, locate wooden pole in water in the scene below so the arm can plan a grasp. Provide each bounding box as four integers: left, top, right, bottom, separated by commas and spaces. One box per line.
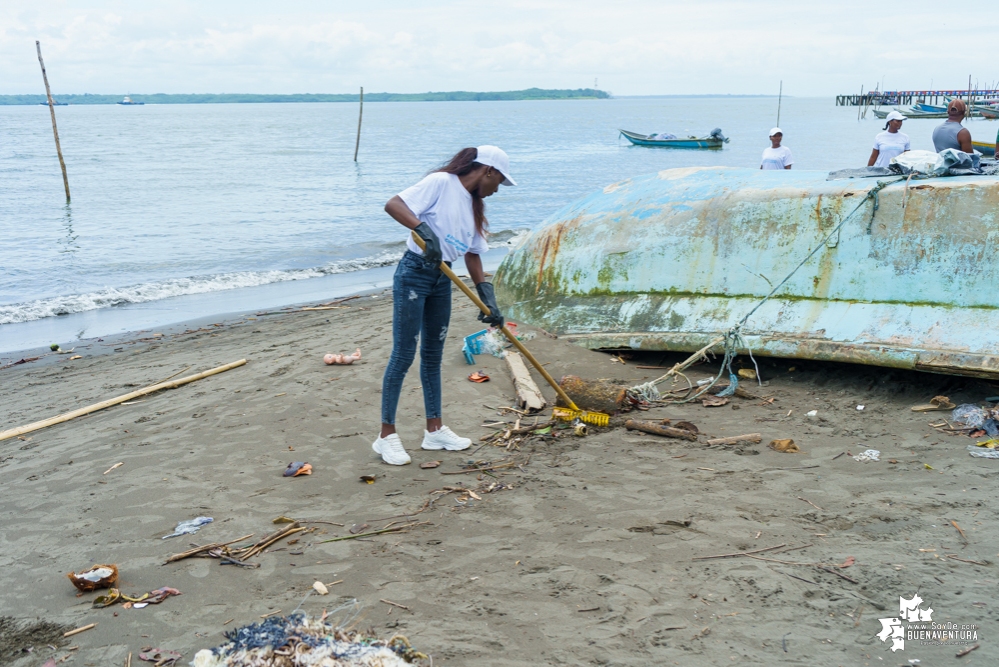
36, 40, 70, 202
857, 85, 863, 120
353, 86, 363, 162
776, 80, 782, 127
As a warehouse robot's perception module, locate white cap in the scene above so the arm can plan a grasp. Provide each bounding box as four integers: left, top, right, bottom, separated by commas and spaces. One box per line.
886, 110, 906, 122
769, 127, 783, 137
475, 145, 516, 186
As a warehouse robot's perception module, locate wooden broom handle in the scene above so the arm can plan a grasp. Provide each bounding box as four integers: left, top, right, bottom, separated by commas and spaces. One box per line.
410, 232, 579, 411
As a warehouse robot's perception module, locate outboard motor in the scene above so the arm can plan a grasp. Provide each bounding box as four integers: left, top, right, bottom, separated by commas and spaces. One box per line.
709, 127, 727, 142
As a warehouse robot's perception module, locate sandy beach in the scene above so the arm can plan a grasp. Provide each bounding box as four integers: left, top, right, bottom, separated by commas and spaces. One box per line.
2, 286, 996, 666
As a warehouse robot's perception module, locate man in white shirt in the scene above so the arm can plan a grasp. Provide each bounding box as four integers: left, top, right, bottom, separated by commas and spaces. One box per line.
760, 128, 793, 170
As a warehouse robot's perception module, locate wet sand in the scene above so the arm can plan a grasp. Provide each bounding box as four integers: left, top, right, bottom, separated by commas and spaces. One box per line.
1, 288, 996, 666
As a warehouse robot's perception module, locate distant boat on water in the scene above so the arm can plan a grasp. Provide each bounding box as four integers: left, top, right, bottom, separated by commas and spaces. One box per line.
38, 99, 68, 106
117, 96, 144, 106
619, 129, 728, 149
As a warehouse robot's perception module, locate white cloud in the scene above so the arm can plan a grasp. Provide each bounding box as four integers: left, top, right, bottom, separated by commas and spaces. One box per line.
1, 0, 996, 96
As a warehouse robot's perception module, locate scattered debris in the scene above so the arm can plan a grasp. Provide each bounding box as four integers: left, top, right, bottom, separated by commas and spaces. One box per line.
467, 370, 490, 383
768, 439, 800, 453
283, 462, 312, 477
797, 496, 823, 511
968, 445, 999, 459
706, 433, 761, 446
102, 462, 124, 475
190, 611, 426, 666
0, 359, 247, 443
419, 461, 441, 469
312, 581, 328, 596
624, 419, 698, 441
162, 517, 213, 539
737, 368, 757, 380
856, 405, 865, 411
701, 396, 729, 408
956, 643, 980, 658
317, 521, 429, 544
62, 623, 97, 638
838, 556, 856, 568
164, 534, 254, 564
67, 565, 118, 592
359, 475, 377, 484
852, 449, 880, 462
323, 348, 361, 365
139, 648, 182, 665
505, 352, 545, 411
951, 520, 969, 544
558, 375, 628, 414
911, 395, 955, 412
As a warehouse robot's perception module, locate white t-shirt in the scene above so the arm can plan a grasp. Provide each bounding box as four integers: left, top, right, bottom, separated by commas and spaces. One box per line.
872, 130, 910, 167
399, 172, 488, 262
761, 146, 793, 170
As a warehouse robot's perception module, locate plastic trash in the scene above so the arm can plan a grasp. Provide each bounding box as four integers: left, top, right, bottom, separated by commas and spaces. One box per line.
968, 445, 999, 459
853, 449, 880, 462
952, 404, 988, 428
162, 517, 213, 539
283, 462, 312, 477
462, 329, 489, 364
78, 567, 114, 582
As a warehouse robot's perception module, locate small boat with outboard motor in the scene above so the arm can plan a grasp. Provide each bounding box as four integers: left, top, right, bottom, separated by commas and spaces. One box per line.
619, 128, 728, 149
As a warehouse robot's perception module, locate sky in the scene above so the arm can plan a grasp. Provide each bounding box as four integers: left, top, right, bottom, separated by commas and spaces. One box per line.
3, 1, 997, 97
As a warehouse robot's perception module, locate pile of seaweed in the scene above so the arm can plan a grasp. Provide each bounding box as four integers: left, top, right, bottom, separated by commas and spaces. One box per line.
192, 612, 427, 667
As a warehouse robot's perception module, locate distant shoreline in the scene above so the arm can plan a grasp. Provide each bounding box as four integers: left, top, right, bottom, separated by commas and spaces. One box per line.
0, 87, 609, 105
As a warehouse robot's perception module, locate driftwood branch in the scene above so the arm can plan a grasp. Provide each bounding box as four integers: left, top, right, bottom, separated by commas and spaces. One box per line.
625, 419, 698, 441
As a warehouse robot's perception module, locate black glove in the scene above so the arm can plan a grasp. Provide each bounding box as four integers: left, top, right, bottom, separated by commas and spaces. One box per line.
475, 282, 505, 329
413, 222, 443, 266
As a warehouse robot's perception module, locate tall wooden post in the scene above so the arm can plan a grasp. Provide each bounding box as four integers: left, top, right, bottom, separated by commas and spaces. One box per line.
776, 80, 782, 127
353, 86, 363, 162
36, 40, 70, 202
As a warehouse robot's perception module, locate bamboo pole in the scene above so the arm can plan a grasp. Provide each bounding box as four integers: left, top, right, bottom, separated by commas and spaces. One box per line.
410, 232, 580, 411
353, 86, 363, 162
36, 41, 70, 202
0, 359, 246, 441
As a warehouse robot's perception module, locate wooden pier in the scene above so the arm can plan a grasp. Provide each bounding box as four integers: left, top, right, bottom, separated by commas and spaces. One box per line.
836, 89, 999, 106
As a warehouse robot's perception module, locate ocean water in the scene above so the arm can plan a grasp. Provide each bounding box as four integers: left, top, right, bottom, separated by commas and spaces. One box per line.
1, 96, 987, 352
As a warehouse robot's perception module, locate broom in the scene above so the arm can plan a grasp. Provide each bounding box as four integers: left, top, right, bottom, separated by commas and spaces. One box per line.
410, 232, 609, 427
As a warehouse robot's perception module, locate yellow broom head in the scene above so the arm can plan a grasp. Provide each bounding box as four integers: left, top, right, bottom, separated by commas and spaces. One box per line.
552, 406, 609, 427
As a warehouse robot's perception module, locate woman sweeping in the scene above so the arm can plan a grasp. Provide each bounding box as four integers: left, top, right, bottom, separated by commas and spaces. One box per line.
372, 146, 515, 465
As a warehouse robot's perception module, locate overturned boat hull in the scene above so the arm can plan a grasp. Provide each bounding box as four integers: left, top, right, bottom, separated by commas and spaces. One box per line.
494, 167, 999, 378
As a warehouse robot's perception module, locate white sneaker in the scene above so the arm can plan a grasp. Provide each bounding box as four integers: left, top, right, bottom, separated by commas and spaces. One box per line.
421, 425, 472, 451
372, 433, 411, 465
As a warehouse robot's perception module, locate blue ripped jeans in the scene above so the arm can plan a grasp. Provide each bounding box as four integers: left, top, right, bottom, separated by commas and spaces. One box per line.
381, 251, 453, 425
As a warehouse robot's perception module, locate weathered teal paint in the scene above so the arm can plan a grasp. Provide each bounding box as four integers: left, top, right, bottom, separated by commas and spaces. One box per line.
494, 167, 999, 378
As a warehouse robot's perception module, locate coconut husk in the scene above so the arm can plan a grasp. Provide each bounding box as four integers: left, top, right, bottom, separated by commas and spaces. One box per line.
67, 564, 118, 592
557, 375, 629, 413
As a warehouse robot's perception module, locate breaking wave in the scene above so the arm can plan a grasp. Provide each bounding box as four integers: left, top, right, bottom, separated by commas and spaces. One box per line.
0, 229, 529, 325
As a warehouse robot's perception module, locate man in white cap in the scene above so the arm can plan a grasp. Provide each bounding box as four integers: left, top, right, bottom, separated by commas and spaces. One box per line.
760, 128, 793, 170
868, 110, 910, 167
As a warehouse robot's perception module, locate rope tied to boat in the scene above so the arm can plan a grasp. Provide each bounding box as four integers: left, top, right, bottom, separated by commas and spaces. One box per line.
627, 176, 905, 405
